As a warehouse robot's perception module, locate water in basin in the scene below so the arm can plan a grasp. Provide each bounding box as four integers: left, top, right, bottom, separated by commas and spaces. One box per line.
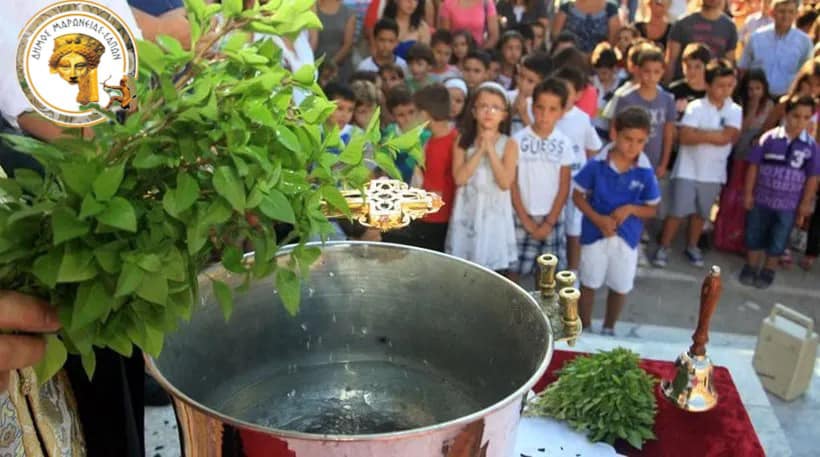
205, 357, 487, 435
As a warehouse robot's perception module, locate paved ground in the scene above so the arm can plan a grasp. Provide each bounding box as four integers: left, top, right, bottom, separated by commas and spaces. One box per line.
146, 234, 819, 457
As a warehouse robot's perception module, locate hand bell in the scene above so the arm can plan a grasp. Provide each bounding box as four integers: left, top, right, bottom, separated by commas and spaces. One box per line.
660, 266, 722, 412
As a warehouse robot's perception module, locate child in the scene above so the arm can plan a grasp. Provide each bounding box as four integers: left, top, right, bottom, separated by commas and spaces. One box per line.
451, 30, 477, 71
462, 50, 491, 92
573, 107, 661, 335
407, 84, 459, 252
510, 78, 575, 283
378, 63, 406, 92
446, 82, 519, 272
384, 86, 424, 183
668, 43, 711, 122
528, 21, 547, 53
358, 18, 408, 73
654, 59, 742, 268
509, 52, 553, 134
444, 77, 468, 123
606, 46, 675, 177
497, 31, 526, 90
319, 60, 338, 87
713, 69, 774, 255
406, 42, 437, 93
430, 30, 462, 82
741, 95, 820, 288
488, 50, 503, 85
615, 25, 640, 59
552, 47, 598, 118
350, 80, 381, 130
324, 82, 356, 146
550, 30, 578, 56
590, 42, 623, 140
554, 66, 604, 276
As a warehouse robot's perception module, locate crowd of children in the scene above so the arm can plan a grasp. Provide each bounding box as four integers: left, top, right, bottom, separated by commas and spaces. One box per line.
318, 1, 820, 335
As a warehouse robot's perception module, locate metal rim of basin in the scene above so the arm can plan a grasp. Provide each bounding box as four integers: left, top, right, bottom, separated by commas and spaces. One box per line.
145, 241, 554, 441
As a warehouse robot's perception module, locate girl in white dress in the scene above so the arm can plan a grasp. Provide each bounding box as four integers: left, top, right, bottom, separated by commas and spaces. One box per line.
446, 82, 519, 272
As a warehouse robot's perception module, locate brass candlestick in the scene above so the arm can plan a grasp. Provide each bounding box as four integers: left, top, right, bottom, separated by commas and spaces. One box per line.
661, 266, 722, 412
558, 287, 581, 346
323, 178, 444, 231
555, 270, 576, 291
537, 254, 558, 300
532, 256, 582, 344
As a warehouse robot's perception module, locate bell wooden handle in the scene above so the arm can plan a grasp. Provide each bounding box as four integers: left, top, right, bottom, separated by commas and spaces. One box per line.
690, 266, 722, 356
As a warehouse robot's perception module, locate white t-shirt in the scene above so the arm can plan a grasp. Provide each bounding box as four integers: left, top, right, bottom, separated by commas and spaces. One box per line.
357, 56, 408, 73
0, 0, 142, 129
672, 97, 743, 184
556, 106, 603, 178
513, 126, 575, 216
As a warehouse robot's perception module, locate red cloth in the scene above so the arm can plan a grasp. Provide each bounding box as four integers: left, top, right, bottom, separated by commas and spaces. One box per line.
576, 84, 599, 118
422, 128, 458, 223
714, 158, 749, 254
534, 350, 765, 457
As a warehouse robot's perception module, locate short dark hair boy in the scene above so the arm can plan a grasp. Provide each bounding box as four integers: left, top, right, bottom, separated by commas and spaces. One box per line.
430, 29, 453, 47
682, 42, 712, 66
413, 84, 451, 121
374, 17, 400, 38
533, 77, 569, 109
705, 58, 736, 84
406, 42, 435, 66
613, 106, 652, 133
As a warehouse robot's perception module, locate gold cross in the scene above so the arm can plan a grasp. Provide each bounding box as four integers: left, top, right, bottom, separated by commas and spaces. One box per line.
325, 178, 444, 231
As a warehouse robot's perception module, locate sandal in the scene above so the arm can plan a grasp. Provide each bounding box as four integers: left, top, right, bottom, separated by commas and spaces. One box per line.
800, 255, 816, 271
780, 250, 793, 269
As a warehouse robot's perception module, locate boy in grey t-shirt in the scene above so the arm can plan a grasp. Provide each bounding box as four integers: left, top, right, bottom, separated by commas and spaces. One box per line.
607, 48, 676, 175
665, 1, 738, 82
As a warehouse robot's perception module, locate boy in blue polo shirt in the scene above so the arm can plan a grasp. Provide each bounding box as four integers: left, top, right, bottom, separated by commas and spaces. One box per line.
573, 107, 661, 335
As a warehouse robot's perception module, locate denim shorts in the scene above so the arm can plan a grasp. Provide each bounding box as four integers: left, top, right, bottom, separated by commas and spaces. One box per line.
745, 205, 796, 256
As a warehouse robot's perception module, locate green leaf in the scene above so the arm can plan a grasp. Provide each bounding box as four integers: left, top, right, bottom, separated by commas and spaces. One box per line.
156, 34, 186, 57
292, 63, 315, 85
339, 134, 365, 165
163, 248, 186, 282
97, 197, 137, 232
137, 39, 166, 73
79, 194, 106, 219
0, 178, 23, 200
276, 267, 301, 316
52, 207, 90, 245
258, 190, 295, 223
15, 169, 43, 194
79, 350, 96, 379
375, 151, 403, 180
138, 254, 163, 273
32, 248, 64, 288
294, 245, 321, 276
221, 245, 246, 273
60, 163, 96, 196
212, 167, 246, 211
115, 262, 144, 297
320, 185, 350, 217
276, 126, 300, 152
137, 272, 168, 305
57, 244, 97, 283
73, 280, 113, 328
92, 163, 125, 201
94, 240, 126, 274
213, 280, 234, 321
33, 335, 67, 385
143, 323, 164, 357
221, 0, 243, 17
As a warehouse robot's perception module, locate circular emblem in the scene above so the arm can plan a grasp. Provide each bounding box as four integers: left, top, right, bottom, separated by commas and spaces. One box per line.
16, 1, 138, 127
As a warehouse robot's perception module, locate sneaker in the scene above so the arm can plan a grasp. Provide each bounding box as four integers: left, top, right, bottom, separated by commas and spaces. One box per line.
640, 231, 651, 244
739, 264, 757, 286
600, 327, 615, 336
754, 268, 775, 289
638, 244, 650, 267
652, 246, 669, 268
685, 246, 705, 267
